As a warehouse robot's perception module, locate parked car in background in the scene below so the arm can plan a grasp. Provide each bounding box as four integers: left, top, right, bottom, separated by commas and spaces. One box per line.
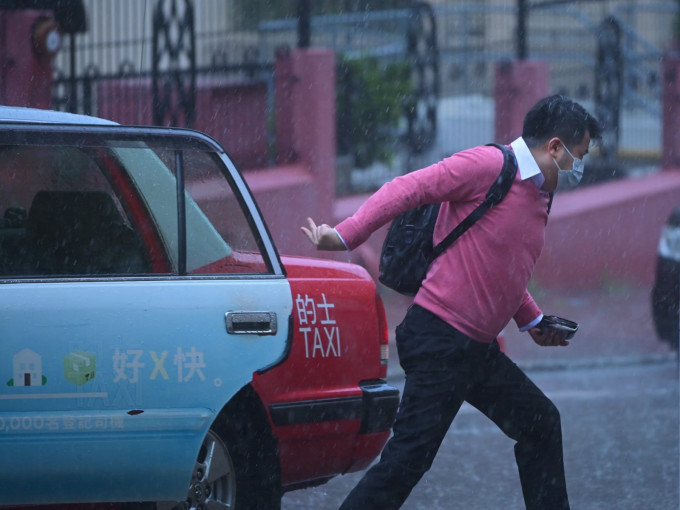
652, 203, 680, 351
0, 106, 399, 509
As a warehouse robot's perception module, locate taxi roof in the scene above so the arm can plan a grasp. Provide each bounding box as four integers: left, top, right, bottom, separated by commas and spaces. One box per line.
0, 105, 116, 125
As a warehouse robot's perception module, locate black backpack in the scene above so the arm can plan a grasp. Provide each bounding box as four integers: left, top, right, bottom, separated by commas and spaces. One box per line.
378, 143, 518, 296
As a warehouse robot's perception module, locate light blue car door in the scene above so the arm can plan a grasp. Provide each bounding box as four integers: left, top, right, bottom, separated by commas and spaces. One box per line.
0, 127, 291, 505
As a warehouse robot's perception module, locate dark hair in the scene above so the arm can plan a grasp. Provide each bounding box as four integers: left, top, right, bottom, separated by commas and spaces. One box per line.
522, 94, 603, 148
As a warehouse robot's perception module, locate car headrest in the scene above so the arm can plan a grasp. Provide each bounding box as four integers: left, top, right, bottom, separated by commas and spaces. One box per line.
27, 190, 123, 239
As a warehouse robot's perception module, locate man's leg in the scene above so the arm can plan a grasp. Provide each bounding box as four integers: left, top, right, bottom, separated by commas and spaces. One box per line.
339, 305, 489, 510
466, 342, 570, 510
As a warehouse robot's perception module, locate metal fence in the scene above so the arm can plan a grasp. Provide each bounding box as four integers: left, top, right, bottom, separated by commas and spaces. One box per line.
252, 1, 678, 181
52, 0, 439, 175
428, 1, 678, 164
51, 1, 679, 186
52, 0, 270, 122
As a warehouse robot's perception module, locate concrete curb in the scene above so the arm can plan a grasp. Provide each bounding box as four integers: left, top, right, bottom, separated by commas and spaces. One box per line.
516, 352, 678, 372
386, 352, 678, 384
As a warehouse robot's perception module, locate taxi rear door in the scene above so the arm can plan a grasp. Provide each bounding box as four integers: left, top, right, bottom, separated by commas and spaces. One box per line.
0, 126, 291, 505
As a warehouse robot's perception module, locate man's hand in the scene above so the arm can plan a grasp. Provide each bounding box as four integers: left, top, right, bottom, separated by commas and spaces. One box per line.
528, 327, 570, 347
301, 217, 347, 251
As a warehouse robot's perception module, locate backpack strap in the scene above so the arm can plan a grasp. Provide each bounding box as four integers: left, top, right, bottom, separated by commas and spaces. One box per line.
428, 144, 518, 262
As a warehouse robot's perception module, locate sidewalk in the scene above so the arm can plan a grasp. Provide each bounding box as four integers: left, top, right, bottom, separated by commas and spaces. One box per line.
380, 282, 677, 379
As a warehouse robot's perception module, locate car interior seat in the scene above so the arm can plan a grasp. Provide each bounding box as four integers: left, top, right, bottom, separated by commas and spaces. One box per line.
0, 206, 29, 276
26, 190, 150, 276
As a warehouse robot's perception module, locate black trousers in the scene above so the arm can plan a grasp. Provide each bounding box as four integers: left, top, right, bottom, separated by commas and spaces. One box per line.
339, 305, 570, 510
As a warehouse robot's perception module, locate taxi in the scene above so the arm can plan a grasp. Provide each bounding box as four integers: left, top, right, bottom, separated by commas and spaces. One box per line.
0, 106, 399, 509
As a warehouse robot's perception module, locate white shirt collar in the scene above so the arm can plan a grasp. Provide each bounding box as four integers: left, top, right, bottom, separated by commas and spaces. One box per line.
510, 136, 545, 189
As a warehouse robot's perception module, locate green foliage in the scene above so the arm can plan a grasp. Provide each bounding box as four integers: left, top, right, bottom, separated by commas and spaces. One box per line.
336, 55, 411, 168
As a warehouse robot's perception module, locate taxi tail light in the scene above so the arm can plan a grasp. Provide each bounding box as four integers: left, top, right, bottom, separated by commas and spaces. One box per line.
376, 291, 389, 378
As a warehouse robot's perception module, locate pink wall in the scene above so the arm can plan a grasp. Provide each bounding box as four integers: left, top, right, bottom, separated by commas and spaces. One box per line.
273, 48, 336, 217
533, 171, 680, 289
193, 79, 269, 170
662, 56, 680, 169
253, 48, 336, 258
0, 10, 55, 110
97, 78, 153, 125
98, 77, 269, 170
494, 60, 550, 144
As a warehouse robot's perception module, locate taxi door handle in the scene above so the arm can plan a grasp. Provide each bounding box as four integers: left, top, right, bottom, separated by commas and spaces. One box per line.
225, 312, 277, 335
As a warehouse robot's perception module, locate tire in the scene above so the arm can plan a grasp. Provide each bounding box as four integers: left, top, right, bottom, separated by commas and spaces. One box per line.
211, 398, 283, 510
153, 429, 237, 510
652, 257, 679, 350
123, 388, 282, 510
652, 206, 680, 350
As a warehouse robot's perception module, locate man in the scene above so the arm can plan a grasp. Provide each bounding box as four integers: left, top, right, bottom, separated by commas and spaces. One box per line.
301, 95, 602, 510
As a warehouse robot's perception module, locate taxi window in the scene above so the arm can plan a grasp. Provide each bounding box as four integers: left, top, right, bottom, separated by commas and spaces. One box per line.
0, 130, 273, 279
0, 144, 155, 277
147, 148, 269, 275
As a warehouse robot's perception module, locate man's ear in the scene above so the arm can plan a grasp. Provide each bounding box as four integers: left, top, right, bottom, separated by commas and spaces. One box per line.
546, 137, 561, 157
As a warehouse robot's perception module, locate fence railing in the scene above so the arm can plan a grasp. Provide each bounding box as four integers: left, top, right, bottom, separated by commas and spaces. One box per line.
50, 1, 679, 188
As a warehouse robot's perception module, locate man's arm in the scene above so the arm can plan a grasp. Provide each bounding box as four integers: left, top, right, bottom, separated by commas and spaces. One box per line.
305, 146, 499, 252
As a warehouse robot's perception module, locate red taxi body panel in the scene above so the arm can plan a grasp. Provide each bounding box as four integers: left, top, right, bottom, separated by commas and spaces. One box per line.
251, 255, 393, 487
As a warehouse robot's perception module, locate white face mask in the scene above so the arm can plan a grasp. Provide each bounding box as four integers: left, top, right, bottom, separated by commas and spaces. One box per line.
553, 142, 585, 190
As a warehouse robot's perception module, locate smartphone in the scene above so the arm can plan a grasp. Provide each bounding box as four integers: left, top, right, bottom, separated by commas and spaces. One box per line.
539, 315, 579, 340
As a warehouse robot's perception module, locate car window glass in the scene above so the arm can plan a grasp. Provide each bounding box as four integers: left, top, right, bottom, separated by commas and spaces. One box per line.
0, 144, 156, 277
150, 148, 270, 275
0, 133, 271, 278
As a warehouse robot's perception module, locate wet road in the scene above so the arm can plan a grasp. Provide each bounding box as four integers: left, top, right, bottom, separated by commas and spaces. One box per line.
282, 360, 679, 509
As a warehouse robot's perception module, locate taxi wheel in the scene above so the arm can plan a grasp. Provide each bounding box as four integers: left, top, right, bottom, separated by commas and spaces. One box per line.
125, 389, 281, 510
214, 410, 282, 510
155, 429, 237, 509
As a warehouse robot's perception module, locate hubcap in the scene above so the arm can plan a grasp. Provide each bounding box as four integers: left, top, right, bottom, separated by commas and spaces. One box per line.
159, 429, 236, 510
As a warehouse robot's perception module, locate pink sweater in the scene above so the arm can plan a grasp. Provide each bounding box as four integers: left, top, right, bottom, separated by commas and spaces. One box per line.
335, 144, 550, 343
